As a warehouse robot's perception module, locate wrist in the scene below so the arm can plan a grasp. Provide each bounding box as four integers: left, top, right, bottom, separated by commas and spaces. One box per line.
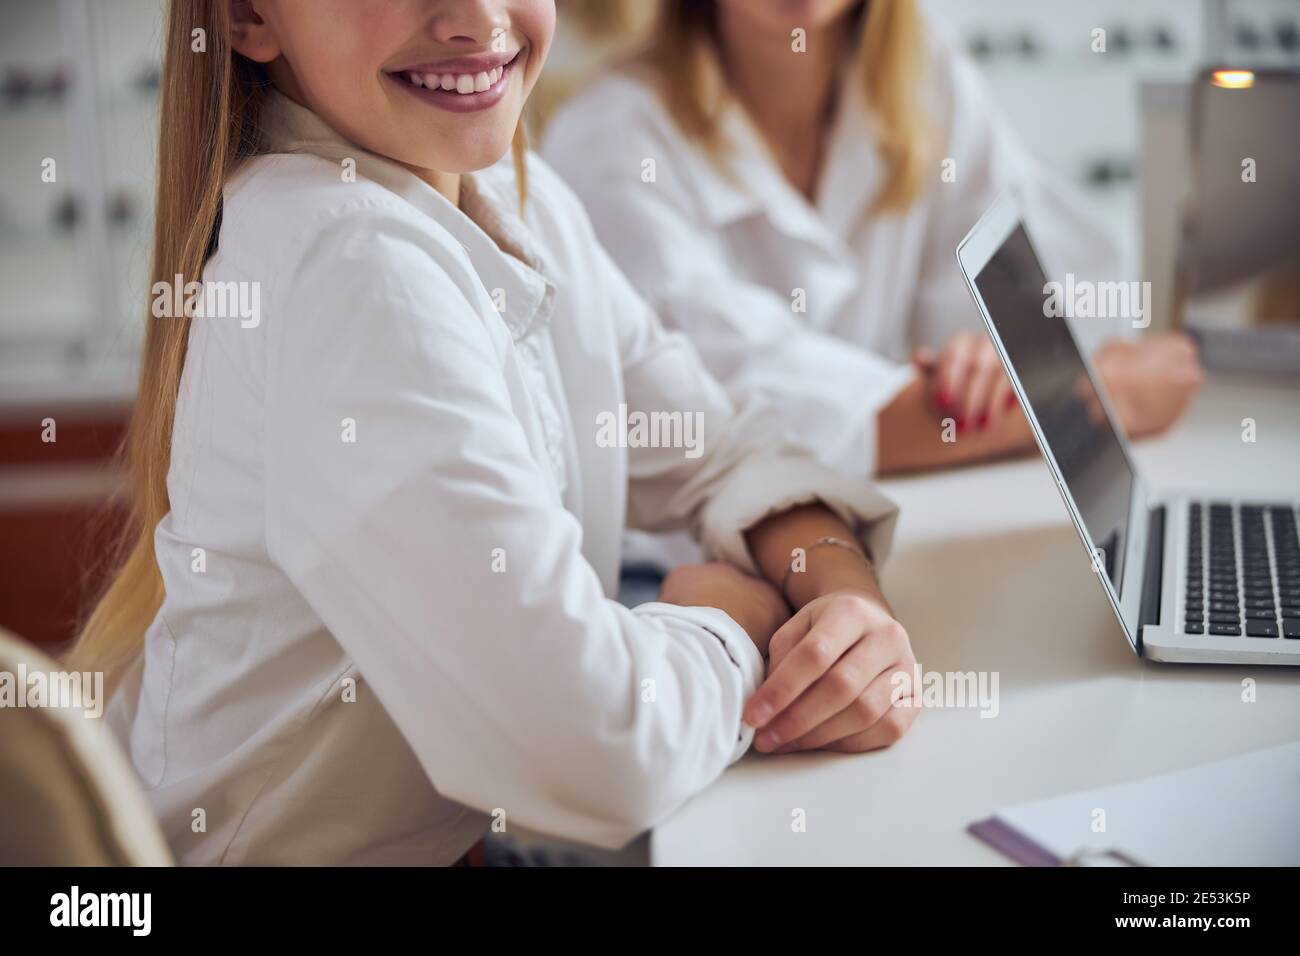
729, 602, 781, 657
784, 542, 882, 610
659, 563, 788, 656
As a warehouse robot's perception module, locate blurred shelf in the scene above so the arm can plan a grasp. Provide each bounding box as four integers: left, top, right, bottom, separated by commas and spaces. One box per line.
0, 87, 156, 119
0, 348, 138, 412
0, 225, 80, 250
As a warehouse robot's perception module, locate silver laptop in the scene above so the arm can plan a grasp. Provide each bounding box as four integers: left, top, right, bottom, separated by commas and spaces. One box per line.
956, 195, 1300, 665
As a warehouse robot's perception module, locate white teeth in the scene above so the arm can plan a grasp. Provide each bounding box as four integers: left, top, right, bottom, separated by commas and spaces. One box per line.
406, 65, 506, 93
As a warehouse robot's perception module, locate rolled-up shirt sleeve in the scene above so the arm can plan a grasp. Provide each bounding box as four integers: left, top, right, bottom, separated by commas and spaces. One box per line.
262, 208, 761, 850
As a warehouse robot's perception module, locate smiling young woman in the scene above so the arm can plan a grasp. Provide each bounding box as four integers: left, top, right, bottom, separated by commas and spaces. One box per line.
71, 0, 918, 866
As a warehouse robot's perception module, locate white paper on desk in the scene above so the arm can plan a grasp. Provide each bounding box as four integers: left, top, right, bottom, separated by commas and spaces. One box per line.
986, 741, 1300, 866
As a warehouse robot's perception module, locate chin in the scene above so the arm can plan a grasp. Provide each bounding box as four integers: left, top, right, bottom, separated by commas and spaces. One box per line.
437, 131, 519, 175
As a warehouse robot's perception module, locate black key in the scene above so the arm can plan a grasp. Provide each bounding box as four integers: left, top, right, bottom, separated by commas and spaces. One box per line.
1246, 607, 1277, 620
1283, 619, 1300, 639
1245, 598, 1277, 611
1209, 623, 1242, 636
1184, 622, 1204, 634
1246, 619, 1278, 638
1208, 612, 1240, 625
1209, 602, 1239, 614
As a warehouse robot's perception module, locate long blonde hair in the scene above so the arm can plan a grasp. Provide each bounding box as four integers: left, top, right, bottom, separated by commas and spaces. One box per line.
70, 0, 264, 683
643, 0, 929, 215
71, 0, 528, 683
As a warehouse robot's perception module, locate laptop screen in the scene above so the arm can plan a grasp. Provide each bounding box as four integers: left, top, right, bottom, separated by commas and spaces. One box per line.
972, 224, 1136, 592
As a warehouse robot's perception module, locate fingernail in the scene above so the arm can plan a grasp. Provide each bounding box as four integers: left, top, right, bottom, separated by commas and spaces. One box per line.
773, 742, 800, 755
937, 389, 951, 409
956, 417, 966, 433
748, 701, 772, 726
977, 413, 989, 431
755, 730, 780, 751
1004, 393, 1017, 409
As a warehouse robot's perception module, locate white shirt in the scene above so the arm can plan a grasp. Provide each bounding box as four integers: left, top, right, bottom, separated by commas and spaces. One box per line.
542, 25, 1123, 478
107, 93, 898, 865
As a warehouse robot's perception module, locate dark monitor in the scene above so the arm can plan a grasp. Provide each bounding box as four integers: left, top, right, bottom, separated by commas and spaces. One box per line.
972, 224, 1137, 591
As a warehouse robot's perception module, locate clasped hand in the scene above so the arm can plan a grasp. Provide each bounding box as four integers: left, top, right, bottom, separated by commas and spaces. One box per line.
660, 564, 918, 755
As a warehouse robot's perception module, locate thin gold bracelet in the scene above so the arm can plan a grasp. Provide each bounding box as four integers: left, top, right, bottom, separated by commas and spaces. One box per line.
780, 536, 874, 603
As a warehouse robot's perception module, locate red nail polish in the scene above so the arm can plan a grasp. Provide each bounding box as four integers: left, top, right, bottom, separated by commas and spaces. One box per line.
937, 389, 951, 410
977, 413, 989, 430
956, 417, 966, 433
1004, 393, 1017, 409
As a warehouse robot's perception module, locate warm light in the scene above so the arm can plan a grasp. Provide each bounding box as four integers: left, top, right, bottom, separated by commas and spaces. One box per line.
1211, 69, 1256, 89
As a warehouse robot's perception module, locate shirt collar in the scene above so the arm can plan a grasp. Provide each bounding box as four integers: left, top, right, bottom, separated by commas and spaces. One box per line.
684, 71, 879, 258
259, 91, 554, 342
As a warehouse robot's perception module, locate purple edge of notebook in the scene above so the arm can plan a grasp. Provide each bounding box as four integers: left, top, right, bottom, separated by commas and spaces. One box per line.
968, 817, 1061, 867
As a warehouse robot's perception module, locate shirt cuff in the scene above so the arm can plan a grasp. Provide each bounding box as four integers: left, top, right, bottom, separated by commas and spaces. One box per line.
632, 601, 764, 762
696, 459, 900, 578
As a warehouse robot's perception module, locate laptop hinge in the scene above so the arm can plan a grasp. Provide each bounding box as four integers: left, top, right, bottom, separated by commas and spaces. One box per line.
1138, 505, 1166, 650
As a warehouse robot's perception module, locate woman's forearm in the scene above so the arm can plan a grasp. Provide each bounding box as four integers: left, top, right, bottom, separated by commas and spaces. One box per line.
745, 502, 889, 612
875, 375, 1034, 476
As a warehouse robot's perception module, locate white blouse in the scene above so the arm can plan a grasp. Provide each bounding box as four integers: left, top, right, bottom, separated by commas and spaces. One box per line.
106, 93, 898, 865
542, 24, 1123, 478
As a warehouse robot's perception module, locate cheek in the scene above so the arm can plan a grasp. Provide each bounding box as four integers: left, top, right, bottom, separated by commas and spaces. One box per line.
281, 9, 391, 103
513, 0, 556, 82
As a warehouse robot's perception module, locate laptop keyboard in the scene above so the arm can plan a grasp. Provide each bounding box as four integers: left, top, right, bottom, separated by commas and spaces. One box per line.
1184, 501, 1300, 638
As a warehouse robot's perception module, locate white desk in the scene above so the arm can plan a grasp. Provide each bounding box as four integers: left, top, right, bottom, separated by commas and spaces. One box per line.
652, 375, 1300, 865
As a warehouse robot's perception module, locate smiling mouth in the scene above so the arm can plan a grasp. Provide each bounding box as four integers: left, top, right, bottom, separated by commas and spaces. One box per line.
389, 50, 520, 111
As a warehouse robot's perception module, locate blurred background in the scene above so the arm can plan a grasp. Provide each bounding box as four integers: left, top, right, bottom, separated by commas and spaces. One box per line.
1, 0, 1298, 652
